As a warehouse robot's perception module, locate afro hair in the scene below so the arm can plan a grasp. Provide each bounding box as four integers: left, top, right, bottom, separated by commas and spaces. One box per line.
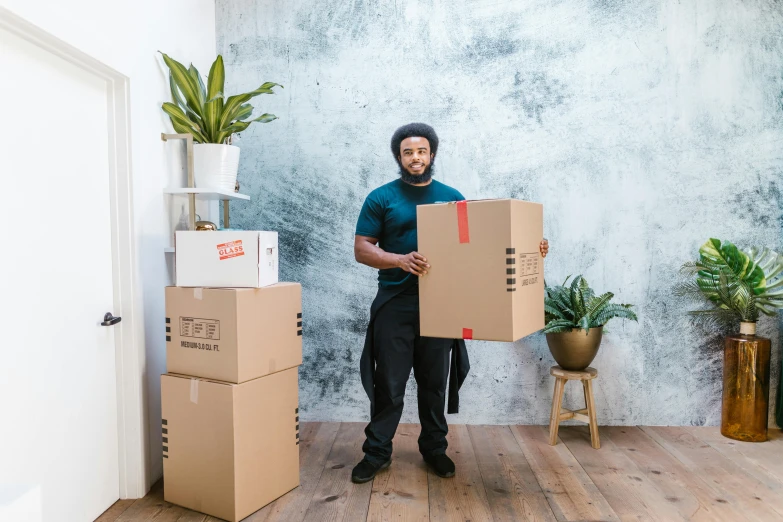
390, 123, 439, 165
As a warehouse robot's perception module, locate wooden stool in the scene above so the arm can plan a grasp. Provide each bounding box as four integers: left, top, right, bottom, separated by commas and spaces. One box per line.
548, 366, 600, 449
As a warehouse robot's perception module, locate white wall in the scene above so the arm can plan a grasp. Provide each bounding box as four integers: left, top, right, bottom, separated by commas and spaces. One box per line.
0, 0, 216, 491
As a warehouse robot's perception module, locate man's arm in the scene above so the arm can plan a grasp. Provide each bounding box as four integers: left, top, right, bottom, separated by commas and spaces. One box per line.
354, 235, 430, 276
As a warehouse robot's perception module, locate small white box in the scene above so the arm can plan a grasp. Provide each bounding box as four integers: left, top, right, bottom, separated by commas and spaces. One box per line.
175, 231, 279, 288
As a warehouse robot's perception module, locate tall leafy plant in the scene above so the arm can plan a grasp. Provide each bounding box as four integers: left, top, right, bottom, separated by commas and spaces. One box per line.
160, 52, 282, 144
544, 275, 638, 334
675, 238, 783, 330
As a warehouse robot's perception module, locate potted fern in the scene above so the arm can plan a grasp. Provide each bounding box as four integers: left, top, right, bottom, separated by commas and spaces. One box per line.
160, 52, 282, 191
544, 275, 638, 371
676, 238, 783, 442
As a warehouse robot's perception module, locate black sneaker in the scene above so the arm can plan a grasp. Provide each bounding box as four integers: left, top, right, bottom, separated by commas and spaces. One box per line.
351, 458, 391, 484
424, 453, 455, 478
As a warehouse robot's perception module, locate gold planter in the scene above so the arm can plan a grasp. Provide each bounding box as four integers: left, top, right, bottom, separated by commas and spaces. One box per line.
545, 327, 603, 371
721, 322, 771, 442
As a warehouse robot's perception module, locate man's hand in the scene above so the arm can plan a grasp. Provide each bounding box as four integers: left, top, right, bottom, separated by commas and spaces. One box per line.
397, 252, 430, 276
540, 239, 549, 258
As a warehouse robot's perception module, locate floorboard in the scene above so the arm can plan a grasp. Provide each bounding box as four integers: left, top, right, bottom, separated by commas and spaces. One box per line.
559, 425, 685, 521
366, 423, 429, 521
642, 426, 783, 521
98, 424, 783, 522
685, 426, 783, 487
599, 426, 747, 521
428, 424, 493, 522
511, 425, 620, 521
469, 424, 557, 522
301, 422, 374, 522
95, 499, 135, 522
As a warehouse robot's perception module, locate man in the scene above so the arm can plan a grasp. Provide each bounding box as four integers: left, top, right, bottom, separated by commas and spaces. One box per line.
352, 123, 549, 483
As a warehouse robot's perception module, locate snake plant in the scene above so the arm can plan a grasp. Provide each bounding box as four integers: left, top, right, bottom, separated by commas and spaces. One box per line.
159, 52, 282, 144
675, 238, 783, 330
544, 275, 638, 334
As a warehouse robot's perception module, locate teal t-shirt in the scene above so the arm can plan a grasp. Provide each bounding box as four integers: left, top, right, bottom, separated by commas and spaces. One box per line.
355, 178, 465, 288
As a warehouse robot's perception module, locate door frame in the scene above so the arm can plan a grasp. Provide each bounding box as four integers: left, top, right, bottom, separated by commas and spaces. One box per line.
0, 7, 148, 499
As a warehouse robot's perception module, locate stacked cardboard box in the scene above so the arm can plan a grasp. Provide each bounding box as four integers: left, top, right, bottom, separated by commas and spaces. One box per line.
162, 231, 302, 522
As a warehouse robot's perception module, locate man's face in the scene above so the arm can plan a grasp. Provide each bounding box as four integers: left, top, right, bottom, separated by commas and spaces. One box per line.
398, 137, 433, 177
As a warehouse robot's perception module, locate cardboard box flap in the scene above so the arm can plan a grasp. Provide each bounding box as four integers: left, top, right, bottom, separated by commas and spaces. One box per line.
165, 372, 236, 387
425, 197, 513, 206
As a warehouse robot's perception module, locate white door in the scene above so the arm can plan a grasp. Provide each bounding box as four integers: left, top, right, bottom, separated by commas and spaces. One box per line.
0, 24, 120, 522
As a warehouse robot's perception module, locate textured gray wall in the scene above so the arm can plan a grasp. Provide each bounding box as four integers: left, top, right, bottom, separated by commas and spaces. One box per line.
216, 0, 783, 426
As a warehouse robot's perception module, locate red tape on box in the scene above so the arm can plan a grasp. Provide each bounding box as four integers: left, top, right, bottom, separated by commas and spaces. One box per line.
456, 201, 470, 244
462, 328, 473, 340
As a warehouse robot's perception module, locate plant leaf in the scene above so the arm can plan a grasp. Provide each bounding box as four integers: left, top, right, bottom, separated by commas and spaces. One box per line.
544, 304, 565, 320
160, 52, 204, 119
699, 238, 766, 292
586, 292, 613, 326
161, 102, 207, 142
207, 55, 225, 103
570, 280, 586, 320
168, 72, 202, 124
233, 104, 253, 121
203, 99, 222, 143
188, 64, 206, 106
206, 92, 224, 103
170, 120, 208, 144
577, 314, 591, 332
218, 120, 252, 137
593, 304, 638, 326
543, 319, 576, 333
201, 55, 225, 141
219, 82, 282, 130
252, 113, 278, 123
547, 290, 575, 321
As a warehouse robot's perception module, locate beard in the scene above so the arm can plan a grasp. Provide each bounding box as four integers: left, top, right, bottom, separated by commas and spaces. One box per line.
399, 161, 435, 185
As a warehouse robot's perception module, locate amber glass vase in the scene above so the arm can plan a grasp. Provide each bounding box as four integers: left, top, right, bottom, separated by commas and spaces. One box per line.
721, 322, 771, 442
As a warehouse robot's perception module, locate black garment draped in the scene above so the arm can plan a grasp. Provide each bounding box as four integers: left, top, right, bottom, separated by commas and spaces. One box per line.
359, 281, 469, 419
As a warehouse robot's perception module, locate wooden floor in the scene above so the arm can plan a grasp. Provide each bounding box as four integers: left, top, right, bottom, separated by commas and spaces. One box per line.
98, 422, 783, 522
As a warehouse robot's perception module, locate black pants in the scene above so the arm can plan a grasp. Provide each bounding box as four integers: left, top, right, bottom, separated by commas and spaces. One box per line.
362, 286, 452, 465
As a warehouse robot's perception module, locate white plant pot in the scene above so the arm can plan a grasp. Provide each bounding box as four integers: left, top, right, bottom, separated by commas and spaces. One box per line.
193, 143, 240, 192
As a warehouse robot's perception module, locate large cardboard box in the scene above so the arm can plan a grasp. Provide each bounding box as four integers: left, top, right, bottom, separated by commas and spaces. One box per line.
417, 199, 544, 342
166, 283, 302, 383
161, 368, 300, 522
175, 230, 278, 288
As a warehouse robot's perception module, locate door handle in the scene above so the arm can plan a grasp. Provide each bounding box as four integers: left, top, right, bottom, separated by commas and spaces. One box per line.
101, 312, 122, 326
